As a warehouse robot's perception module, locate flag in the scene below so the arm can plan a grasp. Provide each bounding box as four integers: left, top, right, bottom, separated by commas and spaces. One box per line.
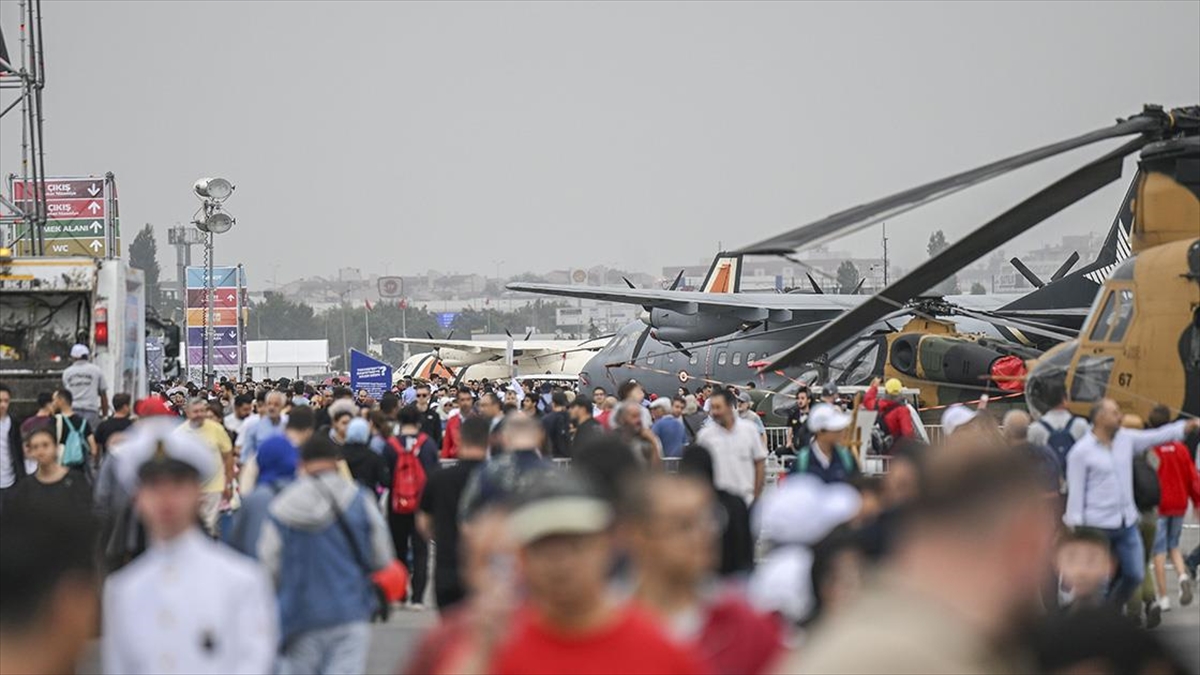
364, 299, 373, 311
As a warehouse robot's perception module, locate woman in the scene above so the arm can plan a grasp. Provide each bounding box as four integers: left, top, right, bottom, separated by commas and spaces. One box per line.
225, 436, 296, 558
520, 395, 542, 418
10, 427, 92, 513
342, 417, 389, 496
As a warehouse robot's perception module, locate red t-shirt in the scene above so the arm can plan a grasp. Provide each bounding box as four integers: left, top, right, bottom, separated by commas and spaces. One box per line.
441, 414, 462, 459
491, 604, 708, 675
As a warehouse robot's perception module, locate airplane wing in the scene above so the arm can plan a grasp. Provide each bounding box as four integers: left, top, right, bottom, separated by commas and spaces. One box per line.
388, 336, 605, 357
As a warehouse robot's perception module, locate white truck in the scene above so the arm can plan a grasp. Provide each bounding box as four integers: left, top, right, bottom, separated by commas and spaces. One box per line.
0, 251, 151, 418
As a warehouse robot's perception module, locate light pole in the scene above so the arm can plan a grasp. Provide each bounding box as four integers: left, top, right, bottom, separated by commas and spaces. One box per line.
191, 177, 236, 388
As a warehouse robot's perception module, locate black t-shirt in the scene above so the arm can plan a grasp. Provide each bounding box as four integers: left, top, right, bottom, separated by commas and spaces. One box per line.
419, 459, 484, 581
541, 411, 571, 458
785, 406, 811, 454
419, 408, 443, 446
94, 416, 134, 455
11, 468, 93, 513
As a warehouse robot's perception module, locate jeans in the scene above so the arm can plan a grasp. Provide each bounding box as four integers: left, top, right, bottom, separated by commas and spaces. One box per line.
280, 622, 370, 675
388, 512, 428, 604
1187, 544, 1200, 579
1103, 524, 1146, 606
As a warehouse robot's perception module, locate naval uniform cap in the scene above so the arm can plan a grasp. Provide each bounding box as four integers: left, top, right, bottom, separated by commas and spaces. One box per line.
116, 420, 218, 490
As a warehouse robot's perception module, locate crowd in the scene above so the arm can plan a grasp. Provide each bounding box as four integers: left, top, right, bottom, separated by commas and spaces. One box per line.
1, 345, 1199, 675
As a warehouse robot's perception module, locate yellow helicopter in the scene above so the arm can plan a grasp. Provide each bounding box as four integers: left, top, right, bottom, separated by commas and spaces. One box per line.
745, 104, 1199, 421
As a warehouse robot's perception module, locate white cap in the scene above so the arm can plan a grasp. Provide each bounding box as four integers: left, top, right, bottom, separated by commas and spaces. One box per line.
650, 397, 673, 412
940, 404, 978, 436
754, 474, 861, 546
70, 343, 89, 359
807, 403, 852, 433
115, 419, 219, 490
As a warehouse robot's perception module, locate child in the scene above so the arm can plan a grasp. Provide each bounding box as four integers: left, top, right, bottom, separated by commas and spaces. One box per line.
1056, 528, 1116, 612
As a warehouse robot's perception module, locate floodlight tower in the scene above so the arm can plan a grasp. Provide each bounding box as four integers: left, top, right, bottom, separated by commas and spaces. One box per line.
191, 177, 235, 387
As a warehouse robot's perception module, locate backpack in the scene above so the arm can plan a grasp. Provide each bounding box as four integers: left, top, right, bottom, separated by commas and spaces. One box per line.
57, 415, 87, 467
869, 413, 894, 455
796, 444, 855, 474
390, 433, 429, 514
1132, 451, 1161, 512
1037, 418, 1080, 479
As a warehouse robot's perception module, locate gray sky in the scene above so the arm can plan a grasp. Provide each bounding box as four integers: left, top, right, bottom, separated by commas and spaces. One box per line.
2, 1, 1197, 286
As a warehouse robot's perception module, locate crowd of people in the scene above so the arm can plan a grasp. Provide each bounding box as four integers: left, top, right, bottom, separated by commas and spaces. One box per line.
1, 347, 1199, 675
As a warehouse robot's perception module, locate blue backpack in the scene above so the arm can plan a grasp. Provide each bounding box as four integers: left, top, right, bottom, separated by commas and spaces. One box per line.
58, 415, 87, 467
1037, 417, 1080, 479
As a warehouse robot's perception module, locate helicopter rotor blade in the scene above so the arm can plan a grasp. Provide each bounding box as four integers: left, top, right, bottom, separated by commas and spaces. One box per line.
758, 134, 1150, 372
668, 269, 685, 291
1009, 257, 1046, 288
806, 273, 824, 294
1050, 251, 1082, 281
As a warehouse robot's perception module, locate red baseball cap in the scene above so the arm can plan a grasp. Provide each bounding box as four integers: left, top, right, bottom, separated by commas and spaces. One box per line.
135, 397, 175, 417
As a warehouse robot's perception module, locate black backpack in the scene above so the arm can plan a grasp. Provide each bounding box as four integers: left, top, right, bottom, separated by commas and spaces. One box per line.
1132, 451, 1161, 512
869, 413, 894, 455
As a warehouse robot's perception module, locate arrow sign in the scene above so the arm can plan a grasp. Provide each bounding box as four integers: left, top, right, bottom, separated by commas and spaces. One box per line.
87, 202, 102, 214
87, 183, 100, 197
89, 240, 102, 252
90, 221, 102, 233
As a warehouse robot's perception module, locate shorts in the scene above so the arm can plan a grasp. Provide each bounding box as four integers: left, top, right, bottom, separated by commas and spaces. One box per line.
198, 492, 223, 537
1153, 515, 1184, 555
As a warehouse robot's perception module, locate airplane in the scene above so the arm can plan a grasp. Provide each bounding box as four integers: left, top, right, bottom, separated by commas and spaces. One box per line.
754, 104, 1199, 421
390, 334, 607, 384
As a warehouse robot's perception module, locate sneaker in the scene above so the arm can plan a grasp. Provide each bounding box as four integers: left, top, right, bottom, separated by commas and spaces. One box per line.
1181, 577, 1194, 606
408, 602, 426, 611
1146, 599, 1162, 629
1158, 595, 1172, 612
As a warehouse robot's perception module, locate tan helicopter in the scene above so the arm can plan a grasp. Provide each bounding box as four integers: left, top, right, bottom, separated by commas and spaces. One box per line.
744, 104, 1200, 422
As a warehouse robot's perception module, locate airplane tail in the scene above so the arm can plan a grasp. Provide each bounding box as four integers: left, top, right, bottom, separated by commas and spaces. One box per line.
699, 253, 745, 293
1079, 171, 1137, 284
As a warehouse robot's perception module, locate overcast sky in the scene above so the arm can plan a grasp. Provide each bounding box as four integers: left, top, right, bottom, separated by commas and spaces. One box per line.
2, 1, 1197, 286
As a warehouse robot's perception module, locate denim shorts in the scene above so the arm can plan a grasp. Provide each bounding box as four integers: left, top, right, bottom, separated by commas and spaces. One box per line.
1154, 515, 1184, 554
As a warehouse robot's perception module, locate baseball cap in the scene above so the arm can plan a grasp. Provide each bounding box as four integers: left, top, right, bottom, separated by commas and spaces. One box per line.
884, 378, 904, 396
755, 474, 861, 546
650, 397, 673, 412
736, 391, 752, 404
134, 397, 174, 418
808, 403, 852, 433
940, 404, 978, 436
509, 472, 613, 546
821, 382, 839, 398
70, 344, 89, 359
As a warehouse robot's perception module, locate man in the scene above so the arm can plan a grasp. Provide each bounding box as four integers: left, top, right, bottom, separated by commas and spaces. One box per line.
614, 401, 662, 468
1147, 404, 1199, 612
401, 376, 418, 405
1, 500, 98, 675
736, 391, 769, 455
784, 384, 812, 455
417, 416, 491, 613
650, 397, 686, 459
459, 414, 552, 521
1063, 398, 1200, 605
441, 389, 475, 459
0, 383, 27, 502
477, 472, 705, 675
414, 383, 443, 446
678, 443, 754, 577
568, 396, 603, 454
102, 427, 277, 674
238, 390, 287, 464
1002, 410, 1063, 497
174, 398, 234, 537
19, 392, 55, 443
540, 391, 572, 458
793, 405, 860, 484
819, 381, 841, 409
862, 377, 917, 452
223, 393, 254, 439
591, 387, 607, 417
290, 380, 310, 408
626, 473, 784, 675
53, 389, 98, 471
695, 389, 767, 505
258, 436, 393, 675
478, 392, 504, 431
61, 344, 108, 429
385, 406, 440, 608
792, 443, 1058, 674
1027, 378, 1088, 475
94, 394, 134, 458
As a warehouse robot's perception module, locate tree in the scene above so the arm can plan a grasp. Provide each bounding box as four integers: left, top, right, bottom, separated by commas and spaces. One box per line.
970, 282, 987, 295
129, 224, 162, 314
836, 260, 861, 295
251, 292, 322, 340
926, 230, 960, 295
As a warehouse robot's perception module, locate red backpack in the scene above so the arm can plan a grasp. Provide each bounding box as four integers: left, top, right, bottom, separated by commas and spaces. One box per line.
390, 433, 429, 514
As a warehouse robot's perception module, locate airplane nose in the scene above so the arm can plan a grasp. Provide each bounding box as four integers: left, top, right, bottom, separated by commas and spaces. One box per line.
639, 309, 652, 326
1025, 341, 1078, 417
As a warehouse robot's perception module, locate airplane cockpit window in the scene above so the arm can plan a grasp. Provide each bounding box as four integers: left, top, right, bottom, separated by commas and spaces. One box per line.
1088, 291, 1117, 342
1108, 289, 1135, 343
1070, 355, 1114, 402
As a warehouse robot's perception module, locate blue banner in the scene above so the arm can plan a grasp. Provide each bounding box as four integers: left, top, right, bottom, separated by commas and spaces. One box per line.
350, 349, 392, 400
436, 312, 458, 329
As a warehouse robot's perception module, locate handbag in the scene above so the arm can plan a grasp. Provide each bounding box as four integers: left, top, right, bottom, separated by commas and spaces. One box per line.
313, 479, 405, 622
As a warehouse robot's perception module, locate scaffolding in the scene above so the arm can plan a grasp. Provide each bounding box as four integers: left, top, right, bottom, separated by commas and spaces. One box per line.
0, 0, 48, 254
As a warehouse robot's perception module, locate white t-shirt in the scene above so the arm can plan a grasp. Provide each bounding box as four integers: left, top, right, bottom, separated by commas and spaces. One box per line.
695, 417, 768, 504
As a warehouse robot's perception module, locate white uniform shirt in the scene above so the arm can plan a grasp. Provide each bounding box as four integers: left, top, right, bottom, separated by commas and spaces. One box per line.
102, 529, 278, 675
62, 360, 107, 412
695, 417, 768, 504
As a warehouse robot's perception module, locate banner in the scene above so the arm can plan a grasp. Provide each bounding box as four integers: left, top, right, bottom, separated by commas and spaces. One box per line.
350, 349, 392, 400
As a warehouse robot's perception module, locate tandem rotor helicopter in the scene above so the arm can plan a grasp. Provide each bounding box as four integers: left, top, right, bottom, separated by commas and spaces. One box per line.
752, 104, 1200, 421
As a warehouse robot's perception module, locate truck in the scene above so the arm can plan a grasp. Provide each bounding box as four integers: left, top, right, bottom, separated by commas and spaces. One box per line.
0, 249, 156, 418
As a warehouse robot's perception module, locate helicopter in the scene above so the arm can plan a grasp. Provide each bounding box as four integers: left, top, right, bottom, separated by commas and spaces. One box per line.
749, 104, 1200, 422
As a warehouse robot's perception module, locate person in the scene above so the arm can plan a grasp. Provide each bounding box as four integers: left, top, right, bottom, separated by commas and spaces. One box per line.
9, 426, 92, 514
0, 383, 27, 503
258, 436, 394, 674
614, 400, 662, 468
223, 393, 254, 438
625, 473, 784, 675
385, 405, 440, 608
342, 417, 389, 494
1026, 378, 1088, 473
174, 398, 235, 537
1030, 607, 1189, 675
102, 427, 277, 675
695, 389, 766, 505
327, 406, 355, 447
1146, 404, 1199, 612
805, 527, 869, 628
1062, 398, 1200, 606
862, 377, 917, 452
1055, 527, 1116, 612
1002, 409, 1063, 498
441, 389, 475, 459
568, 395, 603, 453
478, 392, 504, 432
414, 383, 443, 446
678, 443, 754, 577
540, 391, 572, 458
464, 472, 706, 675
417, 416, 491, 613
61, 343, 108, 429
792, 404, 860, 484
736, 391, 769, 453
784, 384, 812, 455
52, 389, 98, 472
0, 499, 99, 675
225, 436, 297, 559
94, 393, 135, 458
400, 376, 417, 405
819, 381, 841, 408
18, 391, 55, 445
650, 397, 687, 459
459, 414, 553, 521
790, 443, 1058, 674
290, 380, 310, 408
237, 390, 288, 465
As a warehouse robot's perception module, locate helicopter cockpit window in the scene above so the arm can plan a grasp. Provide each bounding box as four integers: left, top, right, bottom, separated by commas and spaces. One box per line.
1088, 291, 1117, 342
829, 338, 882, 386
1107, 289, 1135, 343
1070, 355, 1114, 403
